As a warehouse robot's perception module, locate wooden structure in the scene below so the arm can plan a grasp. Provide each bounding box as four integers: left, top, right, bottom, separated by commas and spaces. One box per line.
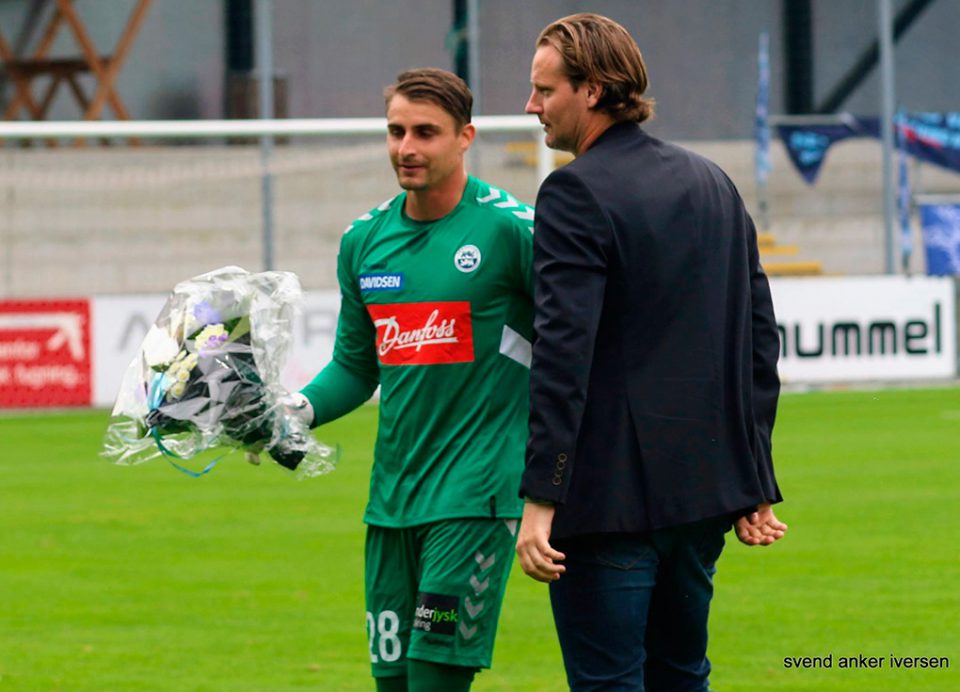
0, 0, 152, 123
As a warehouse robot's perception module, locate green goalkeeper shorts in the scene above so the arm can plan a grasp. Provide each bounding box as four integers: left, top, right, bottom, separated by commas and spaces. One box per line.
364, 517, 518, 677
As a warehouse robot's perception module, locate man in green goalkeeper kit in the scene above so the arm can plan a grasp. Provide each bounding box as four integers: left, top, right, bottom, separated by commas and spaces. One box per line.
294, 69, 533, 691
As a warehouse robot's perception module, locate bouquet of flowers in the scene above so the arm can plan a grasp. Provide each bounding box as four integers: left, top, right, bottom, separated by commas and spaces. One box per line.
102, 266, 336, 478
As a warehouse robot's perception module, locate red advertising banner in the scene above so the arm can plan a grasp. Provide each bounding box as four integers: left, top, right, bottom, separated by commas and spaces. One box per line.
0, 300, 92, 408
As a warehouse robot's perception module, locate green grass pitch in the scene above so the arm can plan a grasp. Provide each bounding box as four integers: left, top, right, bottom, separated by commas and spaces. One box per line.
1, 387, 958, 690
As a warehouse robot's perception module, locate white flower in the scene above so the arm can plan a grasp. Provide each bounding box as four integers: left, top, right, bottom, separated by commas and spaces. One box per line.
142, 326, 181, 369
163, 351, 199, 400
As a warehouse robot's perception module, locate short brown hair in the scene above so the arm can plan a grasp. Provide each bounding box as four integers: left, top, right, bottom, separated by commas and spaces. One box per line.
384, 68, 473, 129
537, 13, 655, 123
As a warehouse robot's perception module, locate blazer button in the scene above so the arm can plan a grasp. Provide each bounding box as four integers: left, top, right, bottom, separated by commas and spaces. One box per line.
551, 476, 562, 486
557, 453, 568, 462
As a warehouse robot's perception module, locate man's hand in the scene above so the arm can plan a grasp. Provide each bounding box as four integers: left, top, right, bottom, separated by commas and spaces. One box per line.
735, 503, 787, 546
516, 500, 566, 582
244, 392, 314, 465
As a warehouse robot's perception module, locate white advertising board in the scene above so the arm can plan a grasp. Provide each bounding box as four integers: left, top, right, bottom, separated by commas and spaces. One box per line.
92, 295, 168, 408
89, 277, 957, 407
769, 276, 957, 383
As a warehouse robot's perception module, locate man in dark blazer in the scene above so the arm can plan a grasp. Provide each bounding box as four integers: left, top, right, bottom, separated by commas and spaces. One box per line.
515, 13, 787, 691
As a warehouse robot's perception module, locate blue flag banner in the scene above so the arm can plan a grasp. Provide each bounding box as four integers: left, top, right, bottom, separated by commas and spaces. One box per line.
919, 203, 960, 275
776, 116, 870, 184
755, 31, 771, 186
862, 113, 960, 173
897, 112, 912, 268
778, 113, 960, 185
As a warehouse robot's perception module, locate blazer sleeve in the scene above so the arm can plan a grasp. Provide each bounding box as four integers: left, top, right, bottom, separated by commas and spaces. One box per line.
746, 213, 783, 504
521, 168, 611, 503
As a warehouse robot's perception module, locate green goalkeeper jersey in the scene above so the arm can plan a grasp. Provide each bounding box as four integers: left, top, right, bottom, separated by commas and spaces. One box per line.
302, 177, 534, 527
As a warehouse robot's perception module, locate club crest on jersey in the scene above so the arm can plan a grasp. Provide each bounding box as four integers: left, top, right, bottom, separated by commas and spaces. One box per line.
358, 273, 404, 292
366, 301, 475, 365
454, 245, 482, 273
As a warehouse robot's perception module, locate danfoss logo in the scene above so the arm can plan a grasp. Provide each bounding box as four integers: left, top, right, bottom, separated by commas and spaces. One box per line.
367, 301, 475, 365
778, 302, 944, 359
377, 310, 457, 352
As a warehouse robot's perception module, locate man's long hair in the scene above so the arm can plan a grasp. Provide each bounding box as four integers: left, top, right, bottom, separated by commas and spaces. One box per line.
538, 13, 655, 123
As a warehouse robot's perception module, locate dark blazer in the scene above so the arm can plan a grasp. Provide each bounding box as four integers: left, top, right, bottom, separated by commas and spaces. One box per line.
521, 122, 782, 540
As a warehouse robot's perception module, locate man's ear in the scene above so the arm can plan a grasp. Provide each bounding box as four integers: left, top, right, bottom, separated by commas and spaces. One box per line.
585, 82, 603, 109
460, 122, 477, 152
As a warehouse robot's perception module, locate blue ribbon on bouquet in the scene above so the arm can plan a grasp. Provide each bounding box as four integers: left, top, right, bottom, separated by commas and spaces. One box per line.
147, 372, 222, 477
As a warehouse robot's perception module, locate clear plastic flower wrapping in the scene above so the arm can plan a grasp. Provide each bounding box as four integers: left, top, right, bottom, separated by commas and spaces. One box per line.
102, 266, 337, 477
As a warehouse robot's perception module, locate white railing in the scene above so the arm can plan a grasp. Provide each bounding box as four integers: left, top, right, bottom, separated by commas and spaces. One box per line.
0, 115, 556, 184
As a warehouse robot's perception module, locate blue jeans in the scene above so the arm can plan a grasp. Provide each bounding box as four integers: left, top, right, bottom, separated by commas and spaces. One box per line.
550, 517, 729, 691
